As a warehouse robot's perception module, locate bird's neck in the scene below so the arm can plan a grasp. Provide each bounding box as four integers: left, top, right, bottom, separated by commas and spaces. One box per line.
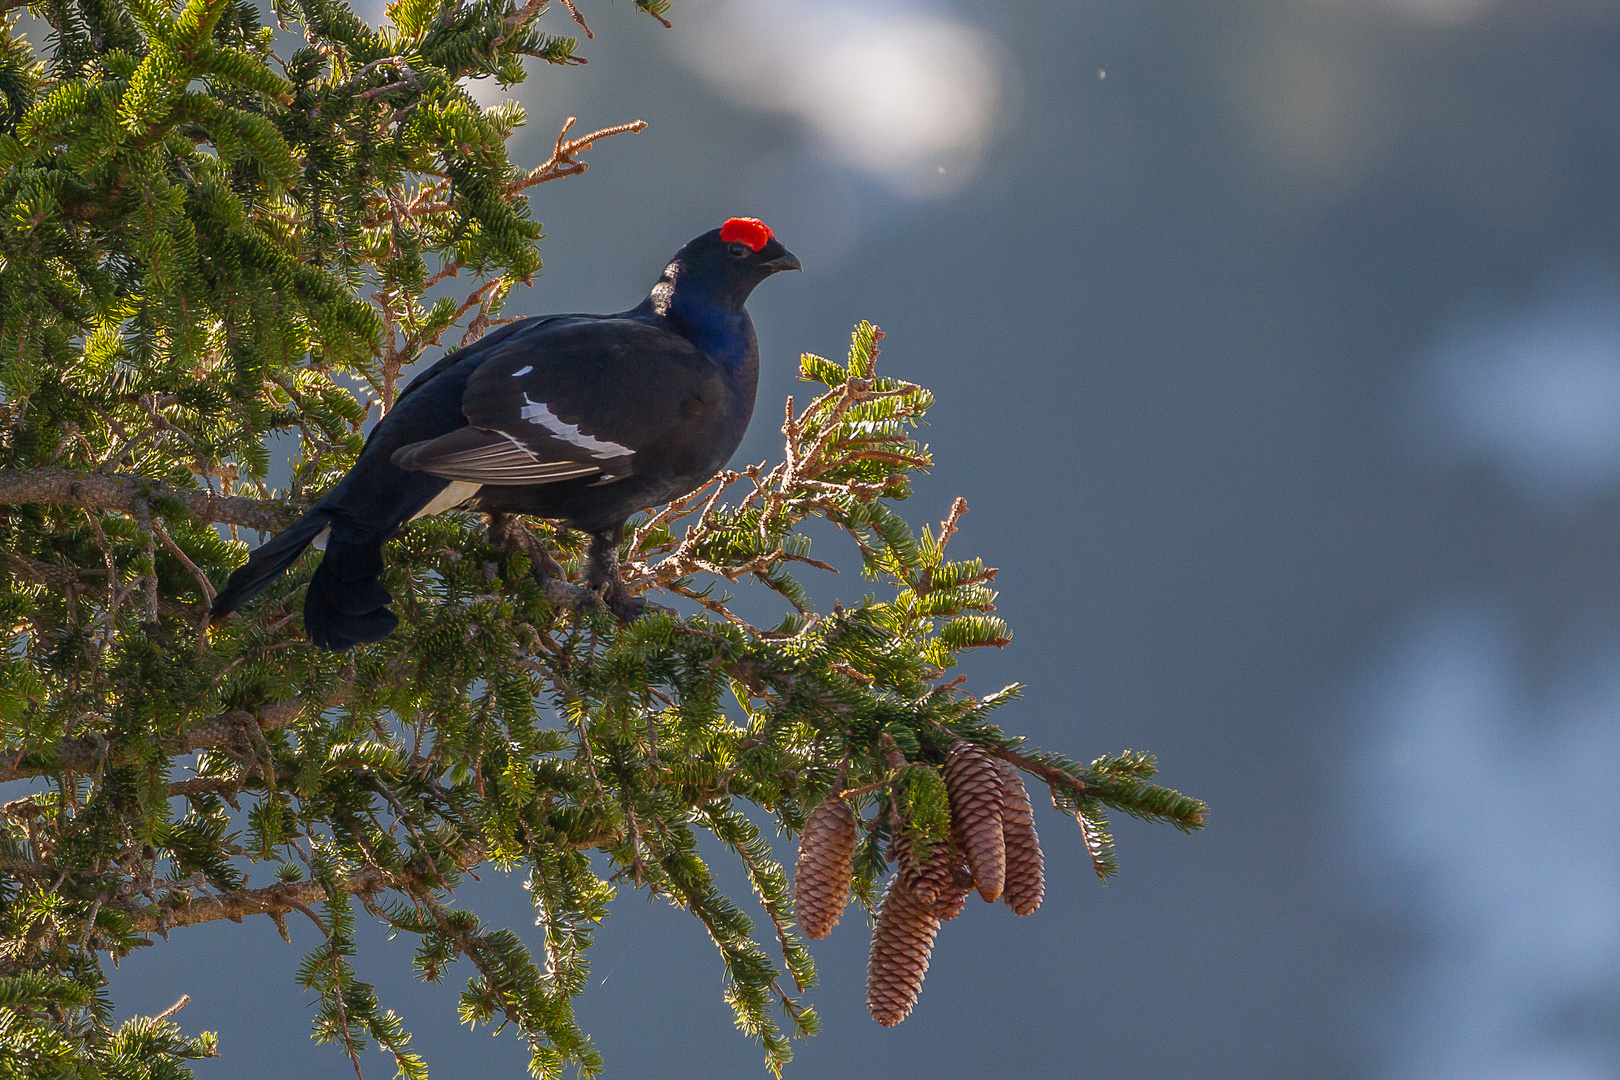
634, 278, 759, 378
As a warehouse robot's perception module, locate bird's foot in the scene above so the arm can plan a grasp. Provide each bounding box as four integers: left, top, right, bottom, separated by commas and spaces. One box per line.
487, 512, 567, 585
600, 585, 675, 623
605, 589, 646, 622
583, 529, 675, 622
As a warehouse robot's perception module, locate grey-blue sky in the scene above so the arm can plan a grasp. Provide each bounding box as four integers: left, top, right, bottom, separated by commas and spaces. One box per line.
88, 1, 1620, 1077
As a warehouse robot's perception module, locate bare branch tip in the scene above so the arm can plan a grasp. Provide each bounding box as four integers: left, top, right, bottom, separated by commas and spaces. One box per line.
152, 994, 192, 1024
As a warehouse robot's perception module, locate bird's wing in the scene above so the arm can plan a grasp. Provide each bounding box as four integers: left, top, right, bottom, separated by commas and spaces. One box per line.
392, 314, 570, 407
391, 318, 724, 487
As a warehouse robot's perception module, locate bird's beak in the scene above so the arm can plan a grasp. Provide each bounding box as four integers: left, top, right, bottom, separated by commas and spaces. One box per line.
761, 251, 802, 274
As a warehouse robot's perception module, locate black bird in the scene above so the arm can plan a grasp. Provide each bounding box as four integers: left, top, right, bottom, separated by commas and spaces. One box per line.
210, 218, 800, 650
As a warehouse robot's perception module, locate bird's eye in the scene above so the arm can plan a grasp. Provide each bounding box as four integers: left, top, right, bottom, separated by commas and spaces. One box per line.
727, 242, 751, 258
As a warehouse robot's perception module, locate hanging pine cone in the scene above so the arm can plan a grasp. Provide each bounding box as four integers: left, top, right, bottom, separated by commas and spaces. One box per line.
795, 792, 856, 940
866, 879, 941, 1026
889, 828, 971, 919
930, 860, 975, 922
943, 741, 1006, 902
996, 760, 1045, 917
890, 828, 960, 907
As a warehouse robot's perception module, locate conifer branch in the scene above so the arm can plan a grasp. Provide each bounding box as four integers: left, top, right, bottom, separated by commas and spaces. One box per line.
984, 744, 1090, 798
119, 821, 617, 935
0, 468, 300, 532
0, 696, 323, 784
515, 116, 649, 191
123, 875, 344, 934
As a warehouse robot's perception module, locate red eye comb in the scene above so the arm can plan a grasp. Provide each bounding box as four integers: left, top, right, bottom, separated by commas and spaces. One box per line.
720, 217, 772, 251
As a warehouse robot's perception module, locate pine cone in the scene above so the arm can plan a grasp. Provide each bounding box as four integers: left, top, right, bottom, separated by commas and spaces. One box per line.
996, 760, 1045, 917
890, 828, 960, 907
930, 861, 975, 922
943, 741, 1006, 902
866, 879, 941, 1026
795, 793, 856, 940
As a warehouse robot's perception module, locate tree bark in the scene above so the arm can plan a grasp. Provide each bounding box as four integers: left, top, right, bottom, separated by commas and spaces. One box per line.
0, 467, 300, 531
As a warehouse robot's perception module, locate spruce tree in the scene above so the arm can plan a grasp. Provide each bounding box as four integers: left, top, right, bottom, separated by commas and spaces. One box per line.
0, 0, 1207, 1076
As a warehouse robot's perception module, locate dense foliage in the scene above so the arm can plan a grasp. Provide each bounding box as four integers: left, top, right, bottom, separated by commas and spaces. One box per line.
0, 0, 1205, 1076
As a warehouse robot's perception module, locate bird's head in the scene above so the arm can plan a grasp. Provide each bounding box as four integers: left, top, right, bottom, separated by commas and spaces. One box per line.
651, 218, 801, 313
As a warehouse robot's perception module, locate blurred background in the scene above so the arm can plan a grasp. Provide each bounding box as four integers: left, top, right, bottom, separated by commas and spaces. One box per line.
81, 0, 1620, 1075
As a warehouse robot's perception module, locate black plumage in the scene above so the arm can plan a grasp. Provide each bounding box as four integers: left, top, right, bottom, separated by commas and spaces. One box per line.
210, 220, 800, 649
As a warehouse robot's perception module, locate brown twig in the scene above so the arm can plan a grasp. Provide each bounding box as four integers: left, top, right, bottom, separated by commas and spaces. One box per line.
980, 742, 1088, 799
150, 517, 215, 604
512, 117, 648, 193
937, 496, 969, 550
499, 0, 549, 40
556, 0, 593, 37
152, 994, 192, 1024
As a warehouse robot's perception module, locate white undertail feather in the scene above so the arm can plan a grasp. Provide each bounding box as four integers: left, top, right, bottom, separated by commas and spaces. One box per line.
411, 481, 482, 520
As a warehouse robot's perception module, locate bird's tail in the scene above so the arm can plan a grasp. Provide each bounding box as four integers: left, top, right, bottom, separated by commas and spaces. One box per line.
302, 537, 397, 651
211, 511, 397, 651
210, 510, 332, 622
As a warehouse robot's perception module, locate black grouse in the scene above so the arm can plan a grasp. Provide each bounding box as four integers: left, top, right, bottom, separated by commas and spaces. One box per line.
209, 218, 800, 650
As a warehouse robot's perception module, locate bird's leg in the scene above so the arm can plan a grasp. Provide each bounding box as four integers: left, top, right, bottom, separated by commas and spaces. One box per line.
486, 512, 551, 581
486, 512, 590, 608
586, 528, 641, 621
585, 528, 673, 622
